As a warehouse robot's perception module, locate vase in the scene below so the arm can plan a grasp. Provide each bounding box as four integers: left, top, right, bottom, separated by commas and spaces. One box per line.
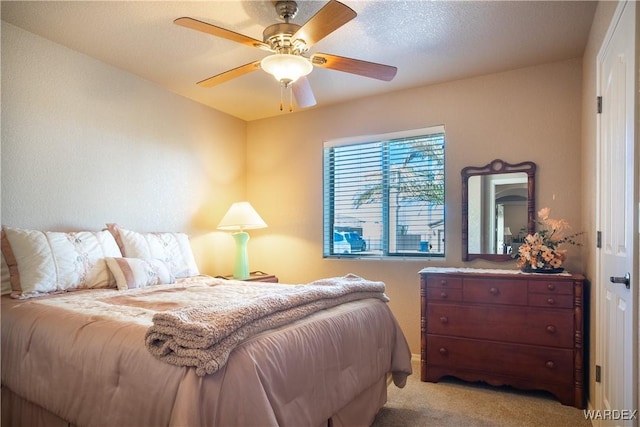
521, 267, 565, 274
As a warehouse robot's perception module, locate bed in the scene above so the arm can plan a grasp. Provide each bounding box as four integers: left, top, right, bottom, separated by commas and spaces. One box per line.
0, 225, 412, 427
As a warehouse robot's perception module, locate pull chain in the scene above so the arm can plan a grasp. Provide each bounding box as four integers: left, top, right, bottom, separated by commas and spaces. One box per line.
289, 84, 293, 113
279, 79, 294, 113
279, 83, 284, 111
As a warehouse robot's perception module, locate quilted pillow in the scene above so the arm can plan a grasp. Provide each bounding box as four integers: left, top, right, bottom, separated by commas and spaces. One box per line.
105, 257, 175, 290
106, 224, 199, 279
1, 226, 122, 298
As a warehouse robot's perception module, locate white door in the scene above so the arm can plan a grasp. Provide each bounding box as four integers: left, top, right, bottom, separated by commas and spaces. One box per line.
596, 1, 637, 426
496, 204, 504, 254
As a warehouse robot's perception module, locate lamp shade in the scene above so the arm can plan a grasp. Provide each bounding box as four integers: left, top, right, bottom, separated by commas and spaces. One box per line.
504, 227, 512, 236
260, 54, 313, 84
217, 202, 267, 231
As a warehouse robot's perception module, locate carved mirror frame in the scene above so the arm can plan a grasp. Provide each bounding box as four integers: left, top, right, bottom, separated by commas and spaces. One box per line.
461, 159, 537, 261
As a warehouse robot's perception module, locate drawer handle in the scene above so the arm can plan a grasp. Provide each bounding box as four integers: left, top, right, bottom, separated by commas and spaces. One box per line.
440, 280, 447, 287
440, 291, 448, 299
489, 287, 500, 295
439, 316, 448, 324
547, 298, 556, 305
545, 360, 556, 369
546, 325, 557, 334
439, 347, 448, 356
547, 283, 556, 291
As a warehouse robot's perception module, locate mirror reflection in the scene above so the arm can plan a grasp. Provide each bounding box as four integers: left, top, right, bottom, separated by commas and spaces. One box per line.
462, 159, 536, 262
467, 173, 528, 255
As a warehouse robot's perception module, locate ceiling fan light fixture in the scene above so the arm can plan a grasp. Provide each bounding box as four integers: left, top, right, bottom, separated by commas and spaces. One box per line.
261, 54, 312, 84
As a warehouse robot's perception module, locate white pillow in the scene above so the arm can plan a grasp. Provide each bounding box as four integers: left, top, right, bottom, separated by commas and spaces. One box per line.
1, 226, 122, 298
106, 224, 199, 279
105, 257, 175, 290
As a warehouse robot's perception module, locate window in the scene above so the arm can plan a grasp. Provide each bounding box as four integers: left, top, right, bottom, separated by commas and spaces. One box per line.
323, 126, 445, 258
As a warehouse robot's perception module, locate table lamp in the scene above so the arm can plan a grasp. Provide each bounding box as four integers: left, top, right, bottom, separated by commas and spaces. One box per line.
217, 202, 267, 279
504, 227, 512, 244
503, 227, 513, 254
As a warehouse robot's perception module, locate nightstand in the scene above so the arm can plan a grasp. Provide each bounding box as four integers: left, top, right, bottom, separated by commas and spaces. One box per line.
217, 271, 279, 283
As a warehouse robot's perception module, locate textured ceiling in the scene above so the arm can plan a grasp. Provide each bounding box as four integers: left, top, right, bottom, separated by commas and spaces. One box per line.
1, 1, 597, 121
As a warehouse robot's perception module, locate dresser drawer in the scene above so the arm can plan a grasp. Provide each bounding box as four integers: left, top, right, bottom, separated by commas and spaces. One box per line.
528, 293, 574, 309
426, 335, 574, 385
427, 303, 574, 347
463, 278, 527, 306
426, 287, 462, 302
426, 274, 463, 289
528, 279, 573, 295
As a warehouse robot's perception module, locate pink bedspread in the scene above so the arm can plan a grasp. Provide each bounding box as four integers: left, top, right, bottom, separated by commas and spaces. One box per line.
1, 275, 412, 426
146, 274, 389, 375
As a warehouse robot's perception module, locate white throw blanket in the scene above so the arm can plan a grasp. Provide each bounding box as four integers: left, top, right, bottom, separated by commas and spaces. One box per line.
145, 274, 388, 376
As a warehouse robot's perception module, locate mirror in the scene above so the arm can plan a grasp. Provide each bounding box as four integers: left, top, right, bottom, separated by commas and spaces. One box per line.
462, 159, 536, 261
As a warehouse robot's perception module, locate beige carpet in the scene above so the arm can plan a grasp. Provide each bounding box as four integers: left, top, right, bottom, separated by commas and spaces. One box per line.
371, 360, 592, 427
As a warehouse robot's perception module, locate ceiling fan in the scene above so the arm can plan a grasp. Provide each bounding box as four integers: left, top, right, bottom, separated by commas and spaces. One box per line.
175, 0, 397, 111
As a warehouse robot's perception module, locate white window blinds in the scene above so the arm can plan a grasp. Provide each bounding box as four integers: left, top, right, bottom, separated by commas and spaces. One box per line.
323, 126, 445, 257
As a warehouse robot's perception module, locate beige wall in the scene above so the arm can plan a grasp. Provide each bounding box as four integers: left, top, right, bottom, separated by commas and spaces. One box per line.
0, 22, 247, 275
246, 58, 585, 354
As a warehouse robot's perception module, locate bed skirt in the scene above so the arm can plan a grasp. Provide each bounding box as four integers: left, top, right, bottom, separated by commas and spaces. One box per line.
1, 375, 388, 427
2, 386, 74, 427
330, 375, 388, 427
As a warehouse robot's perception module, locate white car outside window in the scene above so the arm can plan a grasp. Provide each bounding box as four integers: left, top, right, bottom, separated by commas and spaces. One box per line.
333, 232, 351, 254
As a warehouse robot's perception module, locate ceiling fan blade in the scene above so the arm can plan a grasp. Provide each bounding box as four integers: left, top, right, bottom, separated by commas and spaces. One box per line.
311, 53, 397, 81
293, 76, 317, 108
174, 17, 271, 51
197, 61, 262, 88
293, 0, 356, 47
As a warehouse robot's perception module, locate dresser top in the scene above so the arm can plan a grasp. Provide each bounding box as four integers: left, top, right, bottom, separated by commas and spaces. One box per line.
419, 267, 575, 278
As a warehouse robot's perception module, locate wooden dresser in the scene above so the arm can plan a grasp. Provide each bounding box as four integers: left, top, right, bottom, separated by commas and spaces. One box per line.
420, 267, 585, 408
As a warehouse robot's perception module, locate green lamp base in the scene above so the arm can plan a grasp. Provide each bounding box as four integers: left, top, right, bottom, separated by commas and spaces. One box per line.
232, 231, 250, 280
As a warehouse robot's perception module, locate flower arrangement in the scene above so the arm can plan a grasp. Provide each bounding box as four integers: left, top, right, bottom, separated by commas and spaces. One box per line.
514, 208, 583, 271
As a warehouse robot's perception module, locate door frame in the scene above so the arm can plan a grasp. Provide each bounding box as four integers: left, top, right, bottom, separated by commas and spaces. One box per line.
594, 0, 639, 424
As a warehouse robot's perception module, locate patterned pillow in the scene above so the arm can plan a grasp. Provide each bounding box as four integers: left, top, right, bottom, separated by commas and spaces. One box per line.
105, 257, 175, 290
1, 226, 122, 298
106, 224, 199, 279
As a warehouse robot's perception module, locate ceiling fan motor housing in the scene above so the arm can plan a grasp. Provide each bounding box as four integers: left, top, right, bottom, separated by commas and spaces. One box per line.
263, 23, 307, 54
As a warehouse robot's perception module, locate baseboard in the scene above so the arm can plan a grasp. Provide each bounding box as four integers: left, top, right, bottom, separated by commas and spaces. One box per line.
584, 399, 596, 427
411, 353, 420, 364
